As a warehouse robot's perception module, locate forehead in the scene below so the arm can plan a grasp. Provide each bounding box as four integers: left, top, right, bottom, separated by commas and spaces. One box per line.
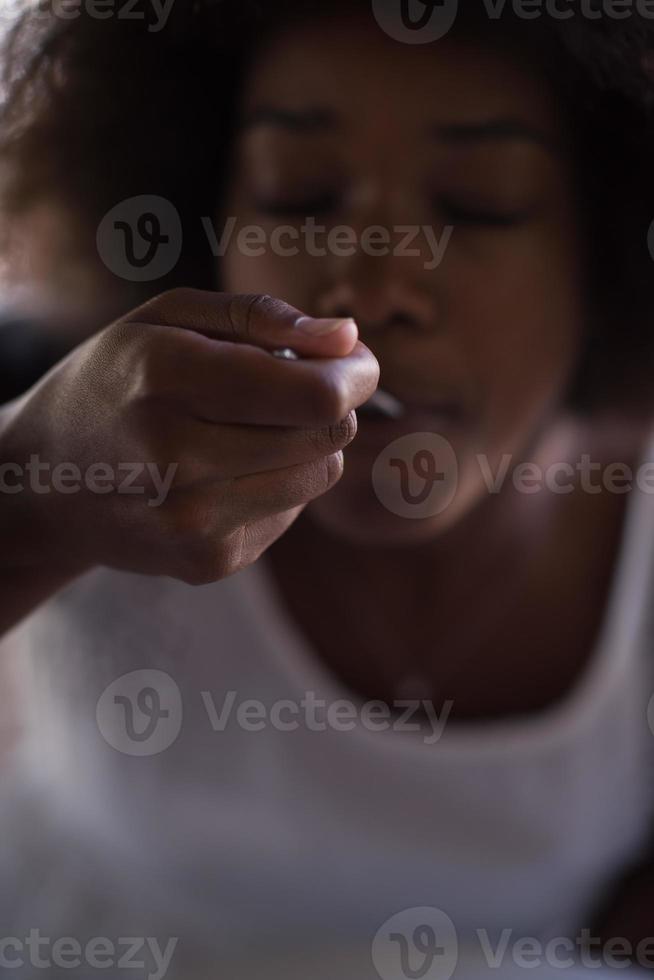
238, 13, 562, 143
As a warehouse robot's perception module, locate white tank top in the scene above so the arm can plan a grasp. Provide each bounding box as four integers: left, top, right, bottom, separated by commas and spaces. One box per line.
2, 431, 654, 976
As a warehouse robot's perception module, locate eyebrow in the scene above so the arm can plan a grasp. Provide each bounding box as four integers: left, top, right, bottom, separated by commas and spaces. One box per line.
242, 106, 558, 151
431, 119, 558, 151
241, 106, 338, 133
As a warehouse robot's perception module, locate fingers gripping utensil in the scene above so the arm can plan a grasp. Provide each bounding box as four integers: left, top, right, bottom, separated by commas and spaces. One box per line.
271, 348, 404, 419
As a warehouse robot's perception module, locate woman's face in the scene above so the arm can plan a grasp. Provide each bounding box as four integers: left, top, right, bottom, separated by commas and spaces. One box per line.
221, 14, 586, 544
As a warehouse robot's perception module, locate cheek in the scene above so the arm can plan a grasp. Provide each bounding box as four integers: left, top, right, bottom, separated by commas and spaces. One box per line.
453, 231, 585, 451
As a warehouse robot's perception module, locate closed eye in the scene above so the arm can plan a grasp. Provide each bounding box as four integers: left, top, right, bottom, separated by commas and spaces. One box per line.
439, 198, 530, 228
254, 192, 339, 218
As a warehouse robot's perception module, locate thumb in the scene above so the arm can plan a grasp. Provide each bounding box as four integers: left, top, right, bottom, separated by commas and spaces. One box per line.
132, 289, 358, 359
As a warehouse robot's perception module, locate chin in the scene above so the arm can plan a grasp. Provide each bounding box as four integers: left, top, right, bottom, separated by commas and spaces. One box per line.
306, 479, 462, 548
305, 409, 496, 546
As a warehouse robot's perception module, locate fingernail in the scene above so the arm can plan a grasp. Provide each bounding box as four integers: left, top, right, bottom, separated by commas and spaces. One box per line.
295, 316, 356, 336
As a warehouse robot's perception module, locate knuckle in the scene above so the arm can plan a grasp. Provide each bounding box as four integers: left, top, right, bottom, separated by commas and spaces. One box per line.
178, 553, 231, 586
165, 495, 241, 585
226, 293, 298, 342
226, 293, 273, 342
178, 558, 221, 587
137, 286, 197, 319
163, 286, 196, 304
100, 319, 145, 369
124, 413, 168, 469
310, 374, 351, 426
225, 524, 260, 574
179, 535, 238, 586
160, 496, 197, 542
172, 458, 206, 488
308, 412, 357, 454
332, 410, 358, 447
301, 453, 344, 499
324, 450, 345, 487
125, 334, 166, 403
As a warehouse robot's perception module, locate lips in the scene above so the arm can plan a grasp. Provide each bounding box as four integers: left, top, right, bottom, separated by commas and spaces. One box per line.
354, 392, 467, 448
359, 384, 466, 422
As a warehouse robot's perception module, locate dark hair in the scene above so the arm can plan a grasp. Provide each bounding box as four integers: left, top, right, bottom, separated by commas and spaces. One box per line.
1, 0, 653, 411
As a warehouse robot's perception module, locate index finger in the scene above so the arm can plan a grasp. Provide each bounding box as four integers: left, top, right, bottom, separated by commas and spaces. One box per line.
128, 288, 359, 359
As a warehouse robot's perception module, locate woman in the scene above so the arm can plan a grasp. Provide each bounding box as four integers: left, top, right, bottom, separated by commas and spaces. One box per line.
1, 2, 654, 975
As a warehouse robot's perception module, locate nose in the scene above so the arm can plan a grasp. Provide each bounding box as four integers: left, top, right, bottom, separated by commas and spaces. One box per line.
316, 259, 436, 342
